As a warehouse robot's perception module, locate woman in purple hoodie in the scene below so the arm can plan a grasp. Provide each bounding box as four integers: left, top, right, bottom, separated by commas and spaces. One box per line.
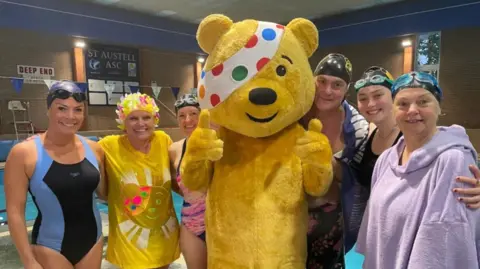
357, 71, 480, 268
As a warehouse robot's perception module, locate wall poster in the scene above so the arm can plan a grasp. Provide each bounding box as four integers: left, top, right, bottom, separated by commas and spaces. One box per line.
85, 43, 140, 106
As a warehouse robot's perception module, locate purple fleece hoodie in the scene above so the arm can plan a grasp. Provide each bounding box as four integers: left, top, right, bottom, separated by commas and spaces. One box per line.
356, 125, 480, 269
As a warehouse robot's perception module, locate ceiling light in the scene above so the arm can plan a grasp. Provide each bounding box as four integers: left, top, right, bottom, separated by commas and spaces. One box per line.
94, 0, 120, 4
197, 56, 206, 63
75, 41, 86, 48
157, 10, 177, 16
402, 39, 412, 47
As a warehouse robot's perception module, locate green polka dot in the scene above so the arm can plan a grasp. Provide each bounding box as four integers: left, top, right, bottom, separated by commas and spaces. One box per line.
148, 208, 156, 213
141, 192, 148, 197
232, 66, 248, 81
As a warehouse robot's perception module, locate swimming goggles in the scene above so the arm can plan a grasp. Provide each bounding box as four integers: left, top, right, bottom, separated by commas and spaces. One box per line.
50, 89, 86, 102
354, 75, 393, 91
391, 71, 442, 101
47, 89, 87, 108
174, 93, 199, 110
354, 66, 394, 92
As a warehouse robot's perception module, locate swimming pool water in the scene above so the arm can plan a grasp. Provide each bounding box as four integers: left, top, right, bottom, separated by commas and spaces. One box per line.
0, 169, 184, 225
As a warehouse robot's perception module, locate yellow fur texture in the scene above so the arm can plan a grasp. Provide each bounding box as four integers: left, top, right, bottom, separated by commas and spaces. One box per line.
181, 14, 333, 268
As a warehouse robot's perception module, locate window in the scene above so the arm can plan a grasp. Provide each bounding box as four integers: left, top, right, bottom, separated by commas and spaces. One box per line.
415, 32, 441, 80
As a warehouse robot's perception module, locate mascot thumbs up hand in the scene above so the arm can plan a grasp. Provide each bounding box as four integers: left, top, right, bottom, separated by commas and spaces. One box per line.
295, 119, 334, 196
180, 109, 223, 190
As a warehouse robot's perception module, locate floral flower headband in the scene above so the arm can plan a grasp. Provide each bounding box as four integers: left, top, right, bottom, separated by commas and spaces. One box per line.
115, 92, 160, 130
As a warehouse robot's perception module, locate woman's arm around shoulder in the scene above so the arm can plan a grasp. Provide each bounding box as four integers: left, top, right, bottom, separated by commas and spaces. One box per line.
86, 139, 108, 201
407, 148, 479, 269
5, 141, 43, 268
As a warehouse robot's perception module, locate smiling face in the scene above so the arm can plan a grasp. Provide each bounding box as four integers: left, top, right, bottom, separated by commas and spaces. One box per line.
357, 85, 393, 124
124, 110, 156, 142
314, 75, 348, 112
393, 87, 440, 138
177, 106, 200, 137
208, 27, 315, 138
48, 97, 85, 135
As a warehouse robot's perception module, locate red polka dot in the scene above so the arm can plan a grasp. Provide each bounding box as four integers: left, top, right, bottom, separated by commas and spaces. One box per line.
256, 57, 270, 71
212, 64, 224, 76
276, 24, 285, 29
210, 94, 221, 107
245, 35, 258, 48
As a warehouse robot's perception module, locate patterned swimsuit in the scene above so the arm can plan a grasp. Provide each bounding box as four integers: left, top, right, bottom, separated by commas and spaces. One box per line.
176, 139, 207, 241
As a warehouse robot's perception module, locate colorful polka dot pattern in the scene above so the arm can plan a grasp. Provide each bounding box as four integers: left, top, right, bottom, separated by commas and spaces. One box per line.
197, 21, 285, 109
124, 186, 151, 212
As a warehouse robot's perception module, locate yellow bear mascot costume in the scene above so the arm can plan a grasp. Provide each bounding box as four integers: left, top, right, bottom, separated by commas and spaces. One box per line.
181, 14, 333, 268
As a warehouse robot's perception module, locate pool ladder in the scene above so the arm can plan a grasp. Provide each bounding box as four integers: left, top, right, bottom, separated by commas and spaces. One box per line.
8, 100, 35, 140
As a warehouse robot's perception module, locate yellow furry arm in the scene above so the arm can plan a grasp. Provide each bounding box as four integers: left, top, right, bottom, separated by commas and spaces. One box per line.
295, 119, 334, 196
301, 163, 333, 196
179, 156, 213, 191
179, 109, 223, 191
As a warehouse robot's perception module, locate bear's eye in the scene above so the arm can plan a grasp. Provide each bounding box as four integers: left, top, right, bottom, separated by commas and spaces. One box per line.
276, 65, 287, 77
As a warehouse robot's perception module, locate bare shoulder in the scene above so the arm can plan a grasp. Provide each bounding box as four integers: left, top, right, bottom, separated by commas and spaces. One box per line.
82, 136, 105, 157
169, 139, 184, 158
8, 140, 33, 160
6, 140, 37, 175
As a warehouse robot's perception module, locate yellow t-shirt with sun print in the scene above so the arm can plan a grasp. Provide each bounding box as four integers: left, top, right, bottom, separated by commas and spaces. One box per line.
99, 131, 180, 269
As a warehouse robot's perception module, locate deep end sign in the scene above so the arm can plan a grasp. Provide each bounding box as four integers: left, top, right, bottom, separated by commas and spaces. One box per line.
17, 65, 55, 76
17, 65, 55, 84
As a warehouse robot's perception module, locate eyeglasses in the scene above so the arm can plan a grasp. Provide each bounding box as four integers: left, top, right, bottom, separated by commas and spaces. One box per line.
392, 71, 442, 100
354, 75, 393, 91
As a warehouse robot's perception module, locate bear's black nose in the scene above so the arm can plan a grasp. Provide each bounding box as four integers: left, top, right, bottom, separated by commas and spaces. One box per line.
248, 88, 277, 105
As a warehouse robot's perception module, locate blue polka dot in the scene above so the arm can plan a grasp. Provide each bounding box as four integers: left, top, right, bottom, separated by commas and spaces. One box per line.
201, 70, 205, 79
262, 28, 276, 41
131, 205, 136, 210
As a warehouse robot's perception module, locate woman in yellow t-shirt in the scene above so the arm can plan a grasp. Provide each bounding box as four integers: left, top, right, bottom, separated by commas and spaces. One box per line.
99, 93, 180, 269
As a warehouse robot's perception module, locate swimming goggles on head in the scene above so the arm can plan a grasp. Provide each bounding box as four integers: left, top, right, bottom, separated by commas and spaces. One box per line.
49, 89, 86, 102
391, 71, 442, 101
354, 66, 394, 92
47, 81, 87, 108
174, 93, 199, 111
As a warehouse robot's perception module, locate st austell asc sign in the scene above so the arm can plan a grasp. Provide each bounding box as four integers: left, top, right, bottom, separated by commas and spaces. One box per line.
85, 43, 140, 81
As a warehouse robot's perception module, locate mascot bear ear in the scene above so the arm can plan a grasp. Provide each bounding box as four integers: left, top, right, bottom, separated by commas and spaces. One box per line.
196, 14, 234, 54
286, 18, 319, 57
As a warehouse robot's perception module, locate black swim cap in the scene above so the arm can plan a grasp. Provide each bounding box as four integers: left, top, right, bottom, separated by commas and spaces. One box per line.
314, 53, 353, 84
174, 93, 200, 113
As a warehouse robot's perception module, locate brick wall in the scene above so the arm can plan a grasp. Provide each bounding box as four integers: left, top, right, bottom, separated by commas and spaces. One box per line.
0, 28, 196, 134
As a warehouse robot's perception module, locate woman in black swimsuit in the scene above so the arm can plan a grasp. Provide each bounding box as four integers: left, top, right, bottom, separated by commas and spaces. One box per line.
355, 66, 402, 190
5, 81, 107, 269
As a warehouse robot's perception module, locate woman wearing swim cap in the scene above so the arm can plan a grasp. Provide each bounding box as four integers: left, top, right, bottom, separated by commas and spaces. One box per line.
5, 80, 107, 269
355, 66, 480, 212
357, 71, 480, 268
302, 53, 369, 269
99, 92, 180, 269
355, 66, 402, 189
169, 93, 207, 269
